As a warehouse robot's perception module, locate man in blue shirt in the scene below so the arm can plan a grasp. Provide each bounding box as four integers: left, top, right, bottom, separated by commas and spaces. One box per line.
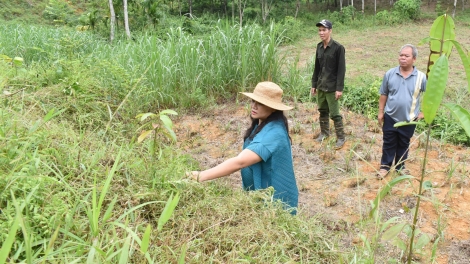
377, 44, 427, 179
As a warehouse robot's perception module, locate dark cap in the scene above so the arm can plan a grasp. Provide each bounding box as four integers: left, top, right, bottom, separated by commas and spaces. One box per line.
316, 19, 332, 29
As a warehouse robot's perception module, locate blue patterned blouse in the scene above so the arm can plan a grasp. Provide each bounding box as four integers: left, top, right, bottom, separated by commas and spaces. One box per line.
241, 120, 299, 213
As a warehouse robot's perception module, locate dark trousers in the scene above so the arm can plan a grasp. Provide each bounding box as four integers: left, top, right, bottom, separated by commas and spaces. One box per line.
380, 113, 416, 171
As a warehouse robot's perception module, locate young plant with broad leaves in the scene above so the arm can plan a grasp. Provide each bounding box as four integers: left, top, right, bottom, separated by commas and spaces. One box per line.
136, 109, 178, 159
0, 55, 25, 77
371, 14, 470, 263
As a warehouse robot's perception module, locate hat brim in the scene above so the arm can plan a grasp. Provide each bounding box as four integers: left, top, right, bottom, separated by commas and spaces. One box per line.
240, 92, 293, 111
316, 22, 332, 29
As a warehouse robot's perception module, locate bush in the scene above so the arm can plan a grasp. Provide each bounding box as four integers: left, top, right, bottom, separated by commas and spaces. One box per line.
276, 16, 304, 44
375, 10, 404, 25
329, 5, 356, 26
393, 0, 421, 20
417, 111, 470, 145
43, 0, 77, 25
342, 77, 381, 119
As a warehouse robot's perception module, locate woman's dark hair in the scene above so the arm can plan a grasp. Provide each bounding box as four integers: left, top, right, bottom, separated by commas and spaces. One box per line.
243, 110, 290, 141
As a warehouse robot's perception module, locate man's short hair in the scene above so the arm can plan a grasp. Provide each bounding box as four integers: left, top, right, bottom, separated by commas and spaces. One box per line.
400, 44, 418, 58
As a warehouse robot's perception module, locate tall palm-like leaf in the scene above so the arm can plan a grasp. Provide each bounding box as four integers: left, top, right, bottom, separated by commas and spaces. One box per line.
424, 14, 455, 77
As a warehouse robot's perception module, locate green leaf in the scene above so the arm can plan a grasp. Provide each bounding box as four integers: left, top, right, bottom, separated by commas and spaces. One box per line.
380, 216, 400, 233
160, 114, 177, 142
141, 224, 152, 254
160, 114, 173, 130
160, 109, 178, 116
414, 233, 431, 250
418, 36, 431, 46
0, 215, 20, 263
87, 239, 98, 264
382, 223, 408, 241
43, 108, 66, 123
178, 244, 187, 264
0, 54, 12, 62
394, 121, 420, 128
422, 55, 449, 124
426, 14, 455, 76
163, 125, 177, 142
103, 195, 118, 222
390, 238, 407, 251
448, 40, 470, 92
422, 180, 433, 190
13, 57, 24, 67
119, 234, 132, 264
157, 192, 180, 231
43, 224, 61, 261
136, 112, 157, 122
443, 103, 470, 138
370, 175, 413, 218
138, 130, 153, 143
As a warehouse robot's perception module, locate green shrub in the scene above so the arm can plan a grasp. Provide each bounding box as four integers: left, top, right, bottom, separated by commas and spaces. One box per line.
435, 0, 445, 16
329, 5, 356, 26
43, 0, 77, 25
276, 16, 304, 44
417, 111, 470, 145
376, 10, 403, 25
342, 76, 381, 119
393, 0, 421, 20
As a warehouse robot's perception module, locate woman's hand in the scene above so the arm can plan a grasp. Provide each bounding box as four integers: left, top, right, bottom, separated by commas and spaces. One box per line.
186, 171, 201, 182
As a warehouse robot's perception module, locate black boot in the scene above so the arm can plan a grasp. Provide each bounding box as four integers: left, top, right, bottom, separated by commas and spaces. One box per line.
315, 117, 330, 142
333, 118, 346, 149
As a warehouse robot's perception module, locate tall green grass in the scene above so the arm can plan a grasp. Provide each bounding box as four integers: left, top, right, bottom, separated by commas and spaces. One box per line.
0, 21, 285, 111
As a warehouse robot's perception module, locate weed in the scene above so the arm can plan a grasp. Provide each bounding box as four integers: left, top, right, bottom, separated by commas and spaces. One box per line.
445, 158, 459, 184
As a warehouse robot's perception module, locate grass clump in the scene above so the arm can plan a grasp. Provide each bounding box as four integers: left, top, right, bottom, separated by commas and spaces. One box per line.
342, 75, 382, 120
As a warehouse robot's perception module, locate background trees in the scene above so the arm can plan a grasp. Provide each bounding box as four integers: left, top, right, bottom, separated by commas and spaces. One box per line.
5, 0, 466, 38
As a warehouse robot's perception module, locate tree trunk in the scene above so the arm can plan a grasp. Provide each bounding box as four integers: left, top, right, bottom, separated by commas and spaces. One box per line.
340, 0, 343, 11
295, 0, 300, 18
374, 0, 376, 16
260, 0, 273, 24
179, 0, 182, 16
123, 0, 131, 39
452, 0, 457, 17
108, 0, 116, 42
232, 0, 234, 22
362, 0, 364, 14
238, 0, 245, 27
189, 0, 192, 17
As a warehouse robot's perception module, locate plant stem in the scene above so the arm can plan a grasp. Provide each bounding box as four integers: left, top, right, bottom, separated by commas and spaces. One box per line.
407, 124, 431, 263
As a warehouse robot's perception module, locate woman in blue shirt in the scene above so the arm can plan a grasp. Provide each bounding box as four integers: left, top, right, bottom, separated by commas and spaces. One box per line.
188, 81, 299, 213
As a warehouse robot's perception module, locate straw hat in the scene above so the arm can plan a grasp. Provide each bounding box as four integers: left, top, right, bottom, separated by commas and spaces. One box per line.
240, 82, 293, 111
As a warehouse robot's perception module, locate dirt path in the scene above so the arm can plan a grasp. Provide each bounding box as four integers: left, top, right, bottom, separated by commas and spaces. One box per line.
174, 20, 470, 262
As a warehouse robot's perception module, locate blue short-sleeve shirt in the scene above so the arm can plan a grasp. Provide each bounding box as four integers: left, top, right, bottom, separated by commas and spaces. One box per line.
379, 66, 427, 122
240, 120, 299, 212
